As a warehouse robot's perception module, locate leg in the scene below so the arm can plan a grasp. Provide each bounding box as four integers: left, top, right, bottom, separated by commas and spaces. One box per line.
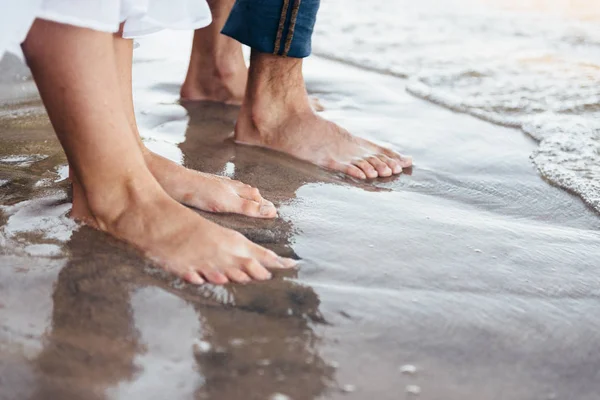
112, 29, 277, 218
179, 0, 324, 110
23, 20, 294, 284
181, 0, 247, 104
235, 52, 412, 179
224, 0, 412, 179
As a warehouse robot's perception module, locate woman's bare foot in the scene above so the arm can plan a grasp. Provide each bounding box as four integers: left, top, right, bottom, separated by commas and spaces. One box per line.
23, 20, 291, 286
233, 52, 412, 180
181, 0, 248, 106
181, 55, 248, 105
143, 151, 277, 218
71, 175, 295, 285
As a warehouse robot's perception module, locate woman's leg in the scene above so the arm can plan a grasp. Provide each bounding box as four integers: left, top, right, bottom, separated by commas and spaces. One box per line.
111, 30, 277, 219
22, 19, 295, 284
181, 0, 248, 104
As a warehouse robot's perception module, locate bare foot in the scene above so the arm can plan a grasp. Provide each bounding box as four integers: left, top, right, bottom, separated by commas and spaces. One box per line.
234, 51, 411, 180
235, 108, 412, 180
70, 175, 295, 285
181, 60, 248, 105
143, 151, 277, 218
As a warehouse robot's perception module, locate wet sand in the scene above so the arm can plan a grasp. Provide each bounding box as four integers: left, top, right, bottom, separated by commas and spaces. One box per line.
1, 32, 600, 400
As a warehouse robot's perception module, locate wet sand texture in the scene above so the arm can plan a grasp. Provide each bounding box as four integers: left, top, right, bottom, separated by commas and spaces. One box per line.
1, 30, 600, 400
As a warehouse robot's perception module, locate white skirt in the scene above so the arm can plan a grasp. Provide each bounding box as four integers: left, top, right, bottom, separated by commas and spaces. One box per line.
0, 0, 212, 58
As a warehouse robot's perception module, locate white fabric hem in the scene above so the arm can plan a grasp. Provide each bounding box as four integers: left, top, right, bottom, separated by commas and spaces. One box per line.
122, 16, 212, 38
36, 10, 120, 33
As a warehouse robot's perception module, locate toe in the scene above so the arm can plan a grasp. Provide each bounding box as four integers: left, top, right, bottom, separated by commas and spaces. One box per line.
237, 198, 277, 219
327, 160, 367, 179
346, 165, 367, 180
377, 154, 402, 174
183, 271, 205, 285
238, 186, 263, 202
251, 245, 297, 269
382, 148, 413, 168
352, 158, 379, 179
240, 258, 272, 280
200, 269, 229, 285
225, 268, 252, 284
398, 155, 413, 168
366, 155, 392, 177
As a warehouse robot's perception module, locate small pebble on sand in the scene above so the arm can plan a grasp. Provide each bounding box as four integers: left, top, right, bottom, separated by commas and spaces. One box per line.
342, 384, 356, 393
193, 340, 211, 353
270, 394, 291, 400
406, 385, 421, 395
230, 338, 245, 347
400, 364, 417, 374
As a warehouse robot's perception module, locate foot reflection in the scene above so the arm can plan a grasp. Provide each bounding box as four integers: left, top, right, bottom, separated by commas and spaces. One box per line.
32, 225, 334, 399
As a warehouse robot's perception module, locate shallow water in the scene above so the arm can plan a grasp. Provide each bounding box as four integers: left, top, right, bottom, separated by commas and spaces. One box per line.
1, 14, 600, 400
316, 0, 600, 213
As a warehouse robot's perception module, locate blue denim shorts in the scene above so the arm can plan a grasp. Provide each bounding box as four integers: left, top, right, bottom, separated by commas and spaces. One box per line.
222, 0, 320, 58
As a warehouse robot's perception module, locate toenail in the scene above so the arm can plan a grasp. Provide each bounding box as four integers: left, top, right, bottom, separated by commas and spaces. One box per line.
260, 203, 274, 215
279, 257, 298, 268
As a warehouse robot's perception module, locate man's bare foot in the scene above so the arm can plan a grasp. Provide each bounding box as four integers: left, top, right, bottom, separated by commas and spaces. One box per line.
236, 110, 410, 180
143, 151, 277, 218
70, 174, 295, 285
234, 52, 412, 180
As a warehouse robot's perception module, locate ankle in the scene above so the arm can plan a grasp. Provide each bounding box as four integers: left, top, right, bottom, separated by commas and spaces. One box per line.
83, 172, 162, 230
243, 52, 312, 122
199, 59, 246, 81
241, 83, 313, 134
188, 39, 246, 79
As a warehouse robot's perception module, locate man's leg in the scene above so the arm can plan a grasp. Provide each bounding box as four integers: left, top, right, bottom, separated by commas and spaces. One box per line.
181, 0, 247, 104
223, 0, 412, 179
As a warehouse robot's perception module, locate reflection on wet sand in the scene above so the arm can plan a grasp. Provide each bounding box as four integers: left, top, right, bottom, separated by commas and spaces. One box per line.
31, 230, 334, 399
22, 103, 336, 399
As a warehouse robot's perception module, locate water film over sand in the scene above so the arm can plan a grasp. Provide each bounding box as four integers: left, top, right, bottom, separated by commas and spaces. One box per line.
2, 26, 600, 400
